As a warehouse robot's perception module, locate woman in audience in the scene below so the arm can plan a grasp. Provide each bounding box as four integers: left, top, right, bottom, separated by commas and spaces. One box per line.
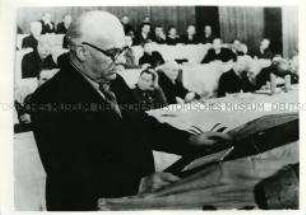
254, 38, 274, 59
22, 21, 42, 50
201, 38, 236, 63
139, 41, 165, 68
217, 55, 256, 97
181, 25, 199, 44
201, 25, 215, 44
158, 62, 197, 104
133, 22, 152, 46
22, 38, 58, 78
166, 26, 181, 45
132, 68, 167, 111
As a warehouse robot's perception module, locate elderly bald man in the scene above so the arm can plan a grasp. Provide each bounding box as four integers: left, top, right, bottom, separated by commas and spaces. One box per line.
29, 11, 230, 211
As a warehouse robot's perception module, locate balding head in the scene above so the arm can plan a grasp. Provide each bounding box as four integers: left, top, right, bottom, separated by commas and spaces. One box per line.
66, 11, 126, 84
67, 11, 125, 50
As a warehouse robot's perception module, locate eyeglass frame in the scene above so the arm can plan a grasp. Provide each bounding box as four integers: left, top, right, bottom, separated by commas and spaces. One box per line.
82, 41, 128, 61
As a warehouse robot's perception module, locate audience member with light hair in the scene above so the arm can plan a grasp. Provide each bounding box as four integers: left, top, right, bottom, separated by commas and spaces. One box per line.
255, 57, 298, 90
22, 37, 57, 78
158, 61, 197, 104
217, 55, 256, 97
123, 36, 137, 68
22, 21, 42, 50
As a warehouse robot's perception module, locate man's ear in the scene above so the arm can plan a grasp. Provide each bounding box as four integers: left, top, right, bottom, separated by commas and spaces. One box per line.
75, 46, 88, 62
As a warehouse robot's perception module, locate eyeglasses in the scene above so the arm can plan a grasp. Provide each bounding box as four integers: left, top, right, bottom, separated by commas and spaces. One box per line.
82, 42, 128, 61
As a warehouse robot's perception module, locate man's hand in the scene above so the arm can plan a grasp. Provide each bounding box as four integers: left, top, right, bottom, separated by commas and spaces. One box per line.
138, 172, 180, 195
188, 131, 232, 146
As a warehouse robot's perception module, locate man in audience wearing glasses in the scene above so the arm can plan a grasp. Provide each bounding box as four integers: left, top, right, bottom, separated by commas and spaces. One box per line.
28, 11, 230, 211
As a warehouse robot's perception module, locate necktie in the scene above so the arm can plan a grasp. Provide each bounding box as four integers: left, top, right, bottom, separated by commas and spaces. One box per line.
99, 83, 122, 118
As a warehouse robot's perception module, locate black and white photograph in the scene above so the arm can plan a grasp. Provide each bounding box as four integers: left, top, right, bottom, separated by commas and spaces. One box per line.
10, 2, 300, 211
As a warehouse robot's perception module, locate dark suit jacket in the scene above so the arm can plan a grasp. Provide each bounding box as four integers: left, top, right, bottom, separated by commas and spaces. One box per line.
40, 21, 56, 34
22, 34, 38, 50
56, 22, 68, 34
217, 69, 256, 97
255, 65, 299, 90
158, 72, 189, 104
29, 57, 194, 210
131, 85, 168, 111
201, 48, 236, 64
181, 34, 200, 45
22, 51, 57, 78
133, 33, 152, 46
139, 51, 165, 68
166, 36, 181, 45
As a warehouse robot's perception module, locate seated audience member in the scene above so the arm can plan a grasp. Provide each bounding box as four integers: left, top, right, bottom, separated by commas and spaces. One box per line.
255, 58, 298, 90
153, 25, 166, 44
123, 36, 137, 68
201, 25, 215, 44
201, 38, 236, 63
22, 38, 57, 78
15, 69, 58, 125
231, 39, 242, 55
255, 38, 274, 59
132, 68, 167, 111
121, 15, 134, 36
158, 62, 197, 104
217, 55, 256, 97
56, 14, 72, 34
166, 26, 181, 45
181, 25, 199, 44
139, 42, 165, 68
143, 16, 151, 24
239, 43, 249, 56
40, 13, 56, 34
133, 22, 152, 46
22, 21, 42, 50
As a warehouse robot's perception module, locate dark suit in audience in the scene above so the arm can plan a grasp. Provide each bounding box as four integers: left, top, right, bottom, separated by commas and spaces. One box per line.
133, 34, 152, 46
40, 21, 56, 34
166, 37, 181, 45
132, 85, 167, 111
201, 35, 215, 44
139, 51, 165, 68
22, 51, 57, 78
217, 69, 256, 97
201, 48, 236, 64
22, 35, 38, 50
56, 22, 69, 34
181, 34, 200, 44
254, 48, 274, 59
152, 36, 166, 44
255, 65, 299, 90
158, 72, 189, 104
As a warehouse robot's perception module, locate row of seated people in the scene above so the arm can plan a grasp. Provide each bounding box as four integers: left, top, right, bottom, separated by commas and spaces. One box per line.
16, 52, 299, 128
